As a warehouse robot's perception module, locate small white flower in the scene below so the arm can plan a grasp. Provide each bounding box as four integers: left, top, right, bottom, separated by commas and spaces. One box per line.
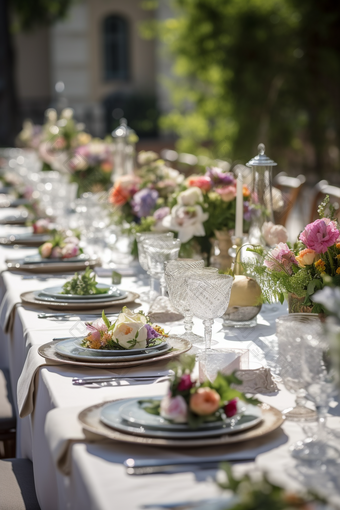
177, 187, 203, 206
45, 108, 57, 123
138, 151, 159, 165
60, 108, 74, 120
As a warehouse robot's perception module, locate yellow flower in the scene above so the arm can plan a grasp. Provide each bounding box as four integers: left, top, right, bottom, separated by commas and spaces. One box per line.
337, 268, 340, 275
153, 324, 168, 337
336, 243, 340, 250
314, 259, 326, 273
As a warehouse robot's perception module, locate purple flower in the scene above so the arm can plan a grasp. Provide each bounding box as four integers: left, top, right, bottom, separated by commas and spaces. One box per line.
145, 323, 161, 340
243, 201, 252, 222
299, 218, 339, 254
205, 167, 235, 187
153, 207, 170, 222
131, 188, 159, 218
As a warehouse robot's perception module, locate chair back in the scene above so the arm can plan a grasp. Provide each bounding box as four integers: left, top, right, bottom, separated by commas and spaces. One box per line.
273, 172, 306, 226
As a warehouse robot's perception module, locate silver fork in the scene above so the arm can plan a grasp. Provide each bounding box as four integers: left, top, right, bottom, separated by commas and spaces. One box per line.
72, 375, 170, 386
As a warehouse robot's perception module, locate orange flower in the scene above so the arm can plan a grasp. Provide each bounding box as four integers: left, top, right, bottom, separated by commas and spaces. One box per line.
109, 184, 130, 206
314, 259, 326, 273
189, 387, 220, 416
337, 243, 340, 249
187, 176, 211, 192
295, 248, 316, 267
101, 161, 113, 173
336, 267, 340, 274
242, 184, 251, 198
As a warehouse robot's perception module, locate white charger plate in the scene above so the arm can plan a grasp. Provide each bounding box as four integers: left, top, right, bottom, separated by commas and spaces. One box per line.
39, 283, 119, 300
100, 399, 262, 439
55, 337, 172, 362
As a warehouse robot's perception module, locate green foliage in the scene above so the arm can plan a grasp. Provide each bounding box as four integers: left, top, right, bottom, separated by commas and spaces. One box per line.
143, 0, 340, 173
217, 463, 326, 509
61, 267, 106, 296
10, 0, 75, 31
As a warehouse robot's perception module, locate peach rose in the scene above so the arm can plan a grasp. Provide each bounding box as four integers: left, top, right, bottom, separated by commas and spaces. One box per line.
189, 387, 220, 416
215, 185, 237, 202
295, 248, 316, 267
109, 184, 130, 206
40, 242, 53, 259
187, 175, 211, 192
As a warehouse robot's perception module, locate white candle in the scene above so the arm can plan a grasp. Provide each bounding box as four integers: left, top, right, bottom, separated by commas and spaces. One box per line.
235, 170, 243, 237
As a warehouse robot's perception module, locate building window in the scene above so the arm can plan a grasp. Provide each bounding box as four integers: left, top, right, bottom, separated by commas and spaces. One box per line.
103, 15, 129, 80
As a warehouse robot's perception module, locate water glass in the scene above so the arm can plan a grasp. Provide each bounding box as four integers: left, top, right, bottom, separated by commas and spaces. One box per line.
143, 238, 181, 296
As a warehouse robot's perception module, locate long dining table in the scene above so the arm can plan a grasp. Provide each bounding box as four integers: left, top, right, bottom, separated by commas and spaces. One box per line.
0, 215, 340, 510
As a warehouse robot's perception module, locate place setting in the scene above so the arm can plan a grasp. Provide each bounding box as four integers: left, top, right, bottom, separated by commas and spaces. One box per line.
38, 306, 192, 368
77, 355, 284, 448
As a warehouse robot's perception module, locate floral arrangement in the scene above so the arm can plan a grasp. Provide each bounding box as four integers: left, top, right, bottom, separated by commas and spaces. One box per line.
67, 140, 113, 195
39, 232, 81, 260
216, 463, 328, 510
244, 196, 340, 311
32, 218, 52, 234
82, 307, 167, 350
109, 151, 184, 226
139, 355, 259, 429
0, 171, 33, 200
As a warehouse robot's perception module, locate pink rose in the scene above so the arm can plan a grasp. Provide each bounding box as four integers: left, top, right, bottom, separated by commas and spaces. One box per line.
264, 242, 298, 275
187, 176, 212, 192
177, 374, 194, 392
224, 398, 238, 418
262, 222, 288, 246
61, 244, 79, 259
40, 242, 53, 259
160, 394, 188, 423
299, 218, 339, 254
215, 185, 237, 202
33, 219, 50, 234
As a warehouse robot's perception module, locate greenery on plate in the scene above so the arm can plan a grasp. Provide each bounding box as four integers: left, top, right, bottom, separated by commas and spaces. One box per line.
61, 267, 108, 296
139, 355, 260, 429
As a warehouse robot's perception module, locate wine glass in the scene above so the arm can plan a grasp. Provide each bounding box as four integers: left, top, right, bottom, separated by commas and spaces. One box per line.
165, 262, 219, 344
136, 232, 174, 301
143, 238, 181, 297
277, 314, 319, 421
186, 273, 233, 351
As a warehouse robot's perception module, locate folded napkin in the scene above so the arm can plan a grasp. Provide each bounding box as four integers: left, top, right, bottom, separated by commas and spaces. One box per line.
235, 367, 279, 394
17, 345, 62, 418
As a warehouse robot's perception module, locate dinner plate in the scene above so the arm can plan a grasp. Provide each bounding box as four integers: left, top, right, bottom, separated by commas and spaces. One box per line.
33, 290, 127, 303
8, 259, 98, 274
54, 337, 172, 362
79, 400, 282, 448
39, 283, 118, 300
100, 399, 262, 439
23, 253, 89, 265
38, 336, 191, 368
76, 337, 169, 356
21, 289, 139, 310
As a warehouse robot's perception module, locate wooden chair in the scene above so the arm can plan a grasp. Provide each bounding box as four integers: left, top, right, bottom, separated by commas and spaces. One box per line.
309, 180, 340, 223
0, 459, 40, 509
273, 172, 306, 227
0, 369, 16, 459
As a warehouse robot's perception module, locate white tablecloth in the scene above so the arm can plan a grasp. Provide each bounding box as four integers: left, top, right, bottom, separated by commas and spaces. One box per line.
0, 226, 339, 510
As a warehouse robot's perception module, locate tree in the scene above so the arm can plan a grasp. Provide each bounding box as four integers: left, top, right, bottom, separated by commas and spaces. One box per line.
0, 0, 74, 146
144, 0, 340, 176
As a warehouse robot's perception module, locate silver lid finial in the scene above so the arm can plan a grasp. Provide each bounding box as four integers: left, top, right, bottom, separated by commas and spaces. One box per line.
258, 143, 265, 155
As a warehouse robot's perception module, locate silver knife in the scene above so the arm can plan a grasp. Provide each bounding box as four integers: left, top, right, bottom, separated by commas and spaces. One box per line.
72, 373, 169, 385
125, 456, 256, 475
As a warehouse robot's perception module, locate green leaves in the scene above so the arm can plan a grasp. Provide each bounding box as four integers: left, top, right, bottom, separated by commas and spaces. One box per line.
202, 372, 260, 407
101, 310, 111, 329
61, 267, 105, 296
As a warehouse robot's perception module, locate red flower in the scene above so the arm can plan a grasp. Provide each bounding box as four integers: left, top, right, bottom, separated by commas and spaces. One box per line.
177, 374, 194, 392
224, 398, 238, 417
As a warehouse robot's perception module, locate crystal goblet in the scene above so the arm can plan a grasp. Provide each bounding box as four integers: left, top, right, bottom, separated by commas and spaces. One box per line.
186, 274, 233, 351
165, 262, 219, 344
143, 238, 181, 297
136, 232, 174, 301
277, 314, 318, 421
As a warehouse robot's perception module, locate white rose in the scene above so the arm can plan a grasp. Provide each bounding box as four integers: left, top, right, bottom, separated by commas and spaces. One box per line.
177, 187, 203, 206
160, 167, 185, 185
113, 322, 147, 349
115, 307, 147, 326
262, 221, 288, 247
162, 204, 208, 243
45, 108, 57, 123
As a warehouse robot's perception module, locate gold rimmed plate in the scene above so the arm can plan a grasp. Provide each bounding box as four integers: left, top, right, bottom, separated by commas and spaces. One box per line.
20, 290, 140, 311
38, 336, 192, 368
78, 400, 283, 448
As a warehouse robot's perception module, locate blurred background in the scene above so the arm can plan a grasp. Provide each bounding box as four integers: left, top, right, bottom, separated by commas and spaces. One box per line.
0, 0, 339, 182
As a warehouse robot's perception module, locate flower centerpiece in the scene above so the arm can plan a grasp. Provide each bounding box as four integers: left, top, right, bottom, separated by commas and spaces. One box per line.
82, 307, 167, 351
39, 232, 82, 260
244, 196, 340, 313
67, 140, 114, 195
139, 355, 259, 428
